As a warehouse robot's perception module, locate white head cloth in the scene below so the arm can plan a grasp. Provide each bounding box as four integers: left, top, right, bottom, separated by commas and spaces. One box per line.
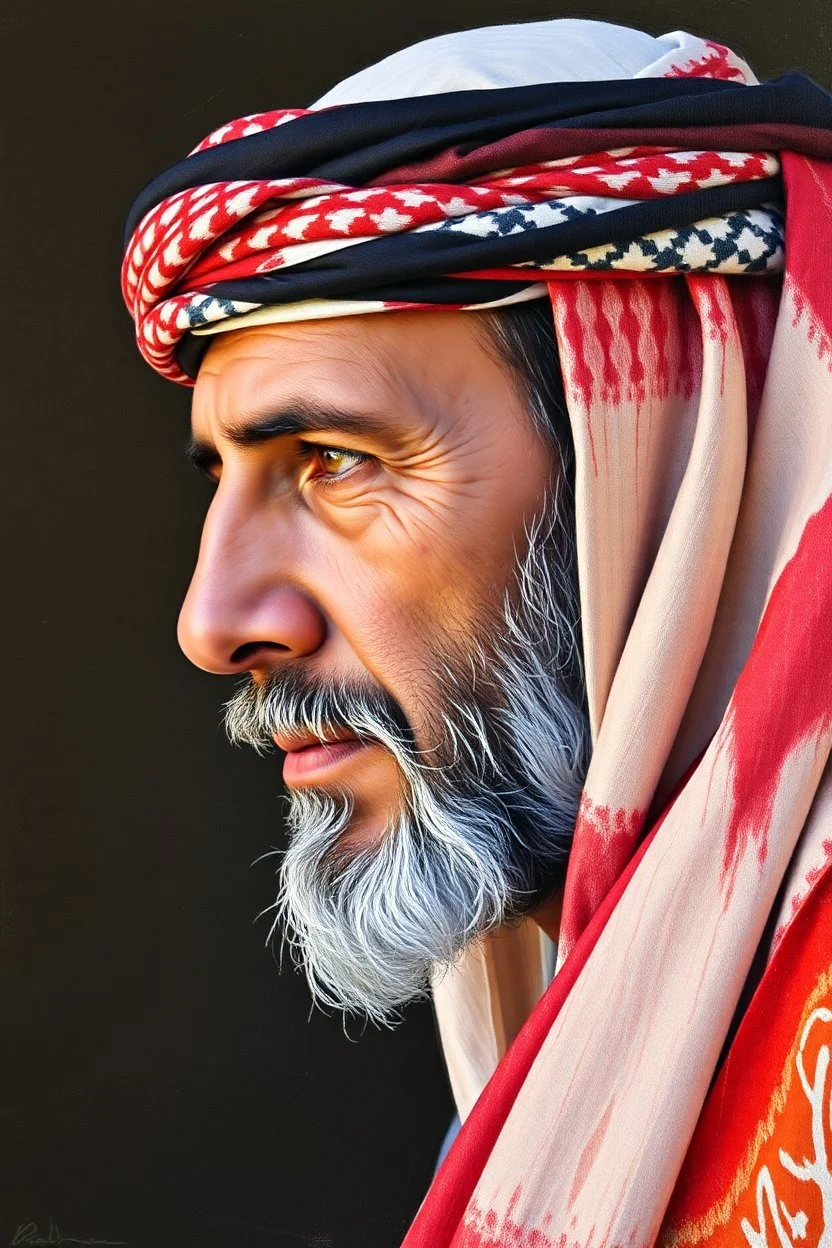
312, 20, 757, 107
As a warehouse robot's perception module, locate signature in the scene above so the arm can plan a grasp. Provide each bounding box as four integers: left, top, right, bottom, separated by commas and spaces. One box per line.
11, 1221, 126, 1247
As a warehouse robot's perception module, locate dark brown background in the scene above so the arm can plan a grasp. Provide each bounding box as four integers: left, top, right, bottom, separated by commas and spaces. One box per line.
1, 2, 829, 1246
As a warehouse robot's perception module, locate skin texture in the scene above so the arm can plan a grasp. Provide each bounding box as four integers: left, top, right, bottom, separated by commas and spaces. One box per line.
179, 310, 556, 848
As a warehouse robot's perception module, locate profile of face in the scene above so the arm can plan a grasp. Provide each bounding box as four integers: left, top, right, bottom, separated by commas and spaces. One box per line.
178, 308, 590, 1021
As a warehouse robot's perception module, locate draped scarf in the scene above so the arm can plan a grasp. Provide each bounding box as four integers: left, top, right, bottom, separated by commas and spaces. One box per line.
122, 22, 832, 1246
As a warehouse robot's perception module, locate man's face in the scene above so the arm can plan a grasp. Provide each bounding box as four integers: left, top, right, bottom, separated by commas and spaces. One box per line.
179, 309, 588, 1019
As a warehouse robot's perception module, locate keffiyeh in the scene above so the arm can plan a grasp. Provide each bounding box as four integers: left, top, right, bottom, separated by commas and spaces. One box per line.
122, 20, 832, 1247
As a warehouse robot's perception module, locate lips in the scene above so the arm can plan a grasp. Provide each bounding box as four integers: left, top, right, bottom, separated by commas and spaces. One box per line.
275, 732, 370, 785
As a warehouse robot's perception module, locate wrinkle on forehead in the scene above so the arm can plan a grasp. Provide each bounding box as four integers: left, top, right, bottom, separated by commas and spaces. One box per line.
196, 312, 445, 397
191, 310, 540, 455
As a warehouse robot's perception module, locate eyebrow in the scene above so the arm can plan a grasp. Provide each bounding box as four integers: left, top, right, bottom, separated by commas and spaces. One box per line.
184, 399, 402, 476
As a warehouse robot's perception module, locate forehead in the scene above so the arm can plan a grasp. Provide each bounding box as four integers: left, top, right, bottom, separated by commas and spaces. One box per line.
190, 310, 501, 435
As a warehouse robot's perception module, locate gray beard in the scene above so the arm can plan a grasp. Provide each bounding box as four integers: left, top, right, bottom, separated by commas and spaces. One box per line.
223, 490, 591, 1023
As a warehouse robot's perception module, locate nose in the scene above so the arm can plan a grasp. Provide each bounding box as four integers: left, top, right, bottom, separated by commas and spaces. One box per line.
176, 495, 327, 675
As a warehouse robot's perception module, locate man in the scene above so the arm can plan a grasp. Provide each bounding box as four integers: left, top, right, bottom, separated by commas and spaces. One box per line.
122, 18, 832, 1247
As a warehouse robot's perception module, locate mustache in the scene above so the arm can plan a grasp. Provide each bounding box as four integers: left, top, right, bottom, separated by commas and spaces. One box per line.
223, 664, 417, 759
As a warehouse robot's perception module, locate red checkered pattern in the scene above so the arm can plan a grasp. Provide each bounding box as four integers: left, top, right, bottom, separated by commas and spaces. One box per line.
121, 146, 777, 385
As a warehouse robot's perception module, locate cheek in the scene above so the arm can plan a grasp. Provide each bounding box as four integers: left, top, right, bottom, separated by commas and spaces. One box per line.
313, 487, 462, 608
329, 540, 494, 715
309, 440, 552, 674
320, 495, 528, 660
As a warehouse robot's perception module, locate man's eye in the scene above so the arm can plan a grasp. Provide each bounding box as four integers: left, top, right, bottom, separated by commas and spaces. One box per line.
305, 444, 370, 482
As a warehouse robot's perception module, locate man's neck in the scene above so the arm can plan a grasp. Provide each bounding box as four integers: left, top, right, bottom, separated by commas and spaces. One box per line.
531, 886, 564, 944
